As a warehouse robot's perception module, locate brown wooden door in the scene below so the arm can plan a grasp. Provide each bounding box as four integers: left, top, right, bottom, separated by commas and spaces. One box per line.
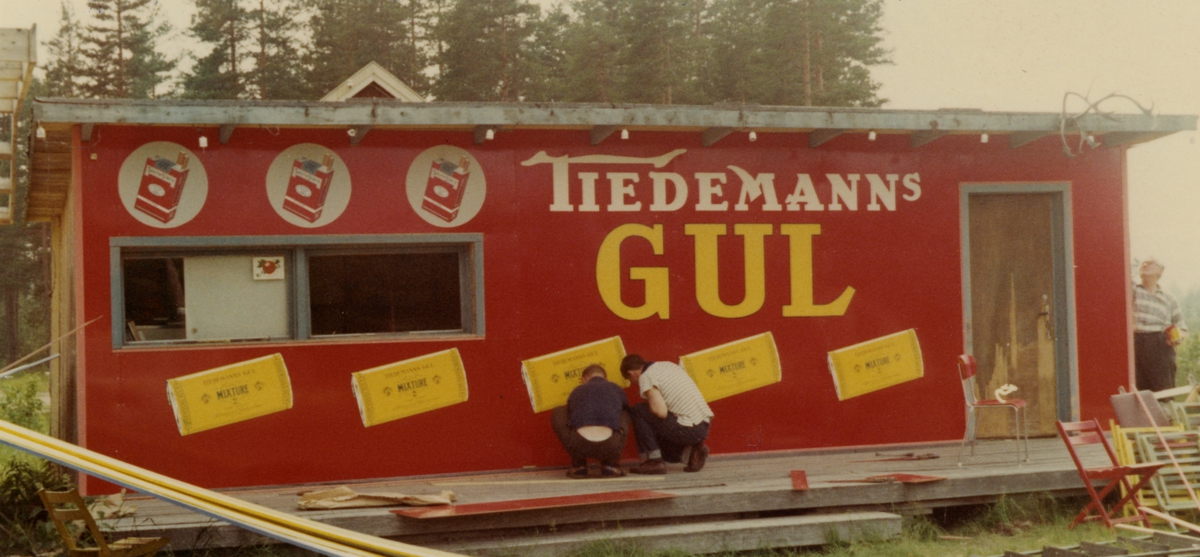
967, 193, 1061, 437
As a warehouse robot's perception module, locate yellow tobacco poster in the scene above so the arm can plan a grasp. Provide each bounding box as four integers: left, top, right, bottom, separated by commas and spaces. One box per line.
351, 349, 469, 427
521, 337, 627, 413
680, 332, 782, 402
828, 329, 924, 401
166, 353, 293, 436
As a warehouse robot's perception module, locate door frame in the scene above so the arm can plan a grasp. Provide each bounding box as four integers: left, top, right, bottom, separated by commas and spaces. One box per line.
959, 183, 1079, 422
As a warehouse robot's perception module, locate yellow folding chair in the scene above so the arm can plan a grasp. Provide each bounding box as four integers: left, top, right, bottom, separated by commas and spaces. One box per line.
38, 488, 169, 557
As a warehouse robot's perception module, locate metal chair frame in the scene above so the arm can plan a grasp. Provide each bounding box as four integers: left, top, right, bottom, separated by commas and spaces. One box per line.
957, 354, 1029, 465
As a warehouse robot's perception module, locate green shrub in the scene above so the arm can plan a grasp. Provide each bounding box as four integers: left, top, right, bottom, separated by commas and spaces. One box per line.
0, 374, 47, 432
0, 457, 73, 555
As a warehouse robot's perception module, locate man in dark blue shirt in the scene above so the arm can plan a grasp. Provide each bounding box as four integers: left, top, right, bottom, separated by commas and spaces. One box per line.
551, 364, 631, 478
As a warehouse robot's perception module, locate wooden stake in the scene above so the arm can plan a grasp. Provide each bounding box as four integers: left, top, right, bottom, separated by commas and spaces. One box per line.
1140, 506, 1200, 535
0, 316, 101, 376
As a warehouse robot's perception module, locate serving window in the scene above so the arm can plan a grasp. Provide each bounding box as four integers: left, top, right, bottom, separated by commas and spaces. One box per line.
112, 235, 484, 348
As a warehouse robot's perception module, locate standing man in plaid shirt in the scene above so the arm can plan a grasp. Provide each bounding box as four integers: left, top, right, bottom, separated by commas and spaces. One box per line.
1134, 257, 1189, 391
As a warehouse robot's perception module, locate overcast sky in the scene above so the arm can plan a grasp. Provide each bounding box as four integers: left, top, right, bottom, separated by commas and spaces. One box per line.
7, 0, 1200, 291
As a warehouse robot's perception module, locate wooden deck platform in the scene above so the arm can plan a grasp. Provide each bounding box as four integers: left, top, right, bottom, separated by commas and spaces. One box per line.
103, 437, 1103, 556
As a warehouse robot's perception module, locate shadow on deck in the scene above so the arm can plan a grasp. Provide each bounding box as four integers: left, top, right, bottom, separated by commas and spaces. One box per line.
104, 437, 1099, 556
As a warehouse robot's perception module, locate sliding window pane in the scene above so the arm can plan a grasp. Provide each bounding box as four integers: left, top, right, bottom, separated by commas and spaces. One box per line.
308, 252, 463, 336
123, 257, 186, 341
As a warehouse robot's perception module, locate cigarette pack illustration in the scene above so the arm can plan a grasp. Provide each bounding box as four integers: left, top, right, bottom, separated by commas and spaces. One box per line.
282, 154, 335, 222
420, 156, 471, 222
134, 152, 190, 223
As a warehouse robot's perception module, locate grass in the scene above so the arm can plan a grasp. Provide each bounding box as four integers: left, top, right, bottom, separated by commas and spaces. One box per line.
552, 493, 1116, 557
802, 498, 1114, 557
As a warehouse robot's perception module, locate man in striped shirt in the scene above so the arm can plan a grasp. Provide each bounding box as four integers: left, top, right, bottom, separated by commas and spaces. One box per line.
620, 354, 715, 474
1134, 257, 1188, 392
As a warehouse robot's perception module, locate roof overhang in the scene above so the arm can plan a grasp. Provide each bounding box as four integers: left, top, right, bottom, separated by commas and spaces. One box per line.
33, 97, 1194, 138
27, 97, 1197, 220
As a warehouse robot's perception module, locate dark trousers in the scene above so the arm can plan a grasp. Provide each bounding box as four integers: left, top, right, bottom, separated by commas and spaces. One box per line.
629, 402, 710, 463
1136, 331, 1178, 392
550, 406, 631, 467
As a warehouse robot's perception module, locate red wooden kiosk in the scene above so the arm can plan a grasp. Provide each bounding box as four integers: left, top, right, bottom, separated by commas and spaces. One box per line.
24, 96, 1195, 493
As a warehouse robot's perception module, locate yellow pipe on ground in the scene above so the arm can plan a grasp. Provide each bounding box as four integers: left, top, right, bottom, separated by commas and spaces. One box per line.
0, 420, 464, 557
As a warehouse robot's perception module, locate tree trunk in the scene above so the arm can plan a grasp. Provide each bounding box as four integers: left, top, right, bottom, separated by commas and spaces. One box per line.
4, 288, 18, 364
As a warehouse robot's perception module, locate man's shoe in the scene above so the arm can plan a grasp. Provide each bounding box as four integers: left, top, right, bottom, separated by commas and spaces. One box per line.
600, 464, 626, 477
566, 465, 589, 479
629, 458, 666, 475
684, 443, 709, 472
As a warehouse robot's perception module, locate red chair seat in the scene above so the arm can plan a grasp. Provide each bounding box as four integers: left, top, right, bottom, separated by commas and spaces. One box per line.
975, 398, 1026, 408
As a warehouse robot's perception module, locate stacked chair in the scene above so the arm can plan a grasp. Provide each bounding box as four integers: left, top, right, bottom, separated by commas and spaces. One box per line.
1106, 385, 1200, 526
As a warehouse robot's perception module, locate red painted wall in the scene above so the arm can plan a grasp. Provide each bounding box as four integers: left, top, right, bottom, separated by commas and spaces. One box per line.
73, 126, 1129, 491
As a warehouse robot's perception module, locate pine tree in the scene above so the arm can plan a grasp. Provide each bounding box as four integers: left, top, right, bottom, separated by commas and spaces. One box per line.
519, 4, 569, 102
610, 0, 695, 104
430, 0, 542, 101
79, 0, 175, 98
181, 0, 307, 100
248, 0, 306, 99
304, 0, 431, 99
181, 0, 250, 99
43, 2, 89, 98
756, 0, 887, 107
700, 0, 767, 104
557, 0, 622, 102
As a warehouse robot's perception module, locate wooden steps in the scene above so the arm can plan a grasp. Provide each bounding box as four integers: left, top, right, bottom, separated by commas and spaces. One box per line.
427, 512, 902, 557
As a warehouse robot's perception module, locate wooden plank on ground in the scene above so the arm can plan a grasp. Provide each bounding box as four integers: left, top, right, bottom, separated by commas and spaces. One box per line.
392, 490, 673, 519
430, 512, 902, 557
791, 470, 808, 490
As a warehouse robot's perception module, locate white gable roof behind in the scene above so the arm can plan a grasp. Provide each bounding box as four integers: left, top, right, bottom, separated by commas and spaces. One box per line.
320, 61, 425, 102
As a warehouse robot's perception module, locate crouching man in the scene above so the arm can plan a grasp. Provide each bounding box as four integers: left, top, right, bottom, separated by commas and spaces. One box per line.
550, 364, 632, 478
620, 354, 714, 474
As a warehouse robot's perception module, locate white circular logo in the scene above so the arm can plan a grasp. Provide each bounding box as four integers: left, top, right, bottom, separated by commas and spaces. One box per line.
266, 144, 351, 228
405, 146, 486, 228
118, 142, 209, 228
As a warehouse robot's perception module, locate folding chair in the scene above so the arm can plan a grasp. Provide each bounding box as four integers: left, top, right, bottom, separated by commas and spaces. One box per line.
1109, 420, 1183, 516
1057, 419, 1166, 529
1172, 402, 1200, 430
957, 354, 1028, 465
1136, 430, 1200, 516
38, 488, 170, 557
